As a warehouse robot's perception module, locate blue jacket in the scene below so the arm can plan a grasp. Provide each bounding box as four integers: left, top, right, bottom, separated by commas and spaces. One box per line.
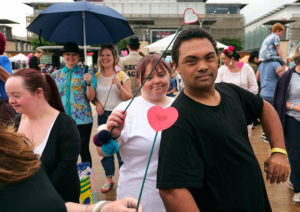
0, 56, 13, 99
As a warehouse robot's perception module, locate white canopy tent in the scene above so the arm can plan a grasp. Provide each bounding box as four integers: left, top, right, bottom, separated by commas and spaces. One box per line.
9, 53, 28, 62
144, 33, 228, 53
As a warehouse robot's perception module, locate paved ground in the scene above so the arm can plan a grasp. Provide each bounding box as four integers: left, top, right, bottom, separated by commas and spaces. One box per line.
86, 106, 300, 211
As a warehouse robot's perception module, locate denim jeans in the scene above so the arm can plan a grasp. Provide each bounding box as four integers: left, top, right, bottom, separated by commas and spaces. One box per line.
267, 57, 285, 66
98, 111, 123, 177
285, 115, 300, 192
101, 152, 123, 177
261, 96, 273, 106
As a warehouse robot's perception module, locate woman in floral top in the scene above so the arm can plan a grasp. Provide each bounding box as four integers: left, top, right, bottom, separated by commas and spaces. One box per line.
52, 42, 97, 166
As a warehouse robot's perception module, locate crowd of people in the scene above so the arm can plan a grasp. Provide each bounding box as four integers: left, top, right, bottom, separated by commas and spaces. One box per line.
0, 21, 299, 211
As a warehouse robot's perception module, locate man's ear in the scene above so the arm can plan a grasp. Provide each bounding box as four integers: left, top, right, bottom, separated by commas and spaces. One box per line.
174, 63, 180, 74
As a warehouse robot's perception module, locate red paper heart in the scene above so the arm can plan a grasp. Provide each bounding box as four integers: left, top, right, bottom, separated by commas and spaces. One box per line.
147, 105, 178, 132
183, 8, 199, 25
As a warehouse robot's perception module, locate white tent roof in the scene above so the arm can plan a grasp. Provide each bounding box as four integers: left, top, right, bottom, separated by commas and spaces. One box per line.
9, 53, 28, 62
144, 33, 228, 52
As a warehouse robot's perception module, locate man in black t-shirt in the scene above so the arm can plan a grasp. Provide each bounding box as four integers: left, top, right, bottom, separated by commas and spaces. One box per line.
29, 48, 44, 71
157, 28, 290, 212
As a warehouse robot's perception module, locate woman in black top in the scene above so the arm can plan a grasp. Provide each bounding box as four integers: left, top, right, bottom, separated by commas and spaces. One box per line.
0, 126, 67, 212
5, 69, 80, 202
0, 123, 143, 212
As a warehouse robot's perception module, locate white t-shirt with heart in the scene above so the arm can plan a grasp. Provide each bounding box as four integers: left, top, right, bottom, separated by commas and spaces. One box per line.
114, 96, 174, 212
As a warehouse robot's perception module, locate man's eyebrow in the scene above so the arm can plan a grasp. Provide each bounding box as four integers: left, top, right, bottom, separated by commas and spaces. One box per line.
183, 51, 216, 60
183, 55, 198, 60
205, 52, 216, 57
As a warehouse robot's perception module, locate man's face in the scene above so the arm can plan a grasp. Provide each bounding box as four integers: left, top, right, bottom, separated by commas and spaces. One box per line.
175, 38, 218, 92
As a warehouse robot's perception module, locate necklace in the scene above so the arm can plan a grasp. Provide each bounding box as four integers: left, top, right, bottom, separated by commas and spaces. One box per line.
228, 65, 242, 87
240, 68, 242, 87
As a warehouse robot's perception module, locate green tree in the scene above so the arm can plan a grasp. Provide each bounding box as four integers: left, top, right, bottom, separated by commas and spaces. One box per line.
220, 37, 242, 51
30, 38, 59, 50
117, 37, 130, 54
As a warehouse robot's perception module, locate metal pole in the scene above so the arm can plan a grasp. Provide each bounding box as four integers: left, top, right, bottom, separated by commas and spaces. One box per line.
82, 11, 87, 63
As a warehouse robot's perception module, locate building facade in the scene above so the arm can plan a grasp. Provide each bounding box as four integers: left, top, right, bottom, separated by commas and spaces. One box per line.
244, 1, 300, 56
0, 25, 32, 56
95, 0, 245, 44
26, 0, 245, 47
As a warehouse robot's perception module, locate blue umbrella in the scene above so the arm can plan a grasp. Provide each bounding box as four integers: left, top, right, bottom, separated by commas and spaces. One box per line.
27, 0, 133, 61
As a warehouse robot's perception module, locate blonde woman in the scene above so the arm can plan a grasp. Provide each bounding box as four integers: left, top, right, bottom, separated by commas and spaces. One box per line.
93, 45, 132, 193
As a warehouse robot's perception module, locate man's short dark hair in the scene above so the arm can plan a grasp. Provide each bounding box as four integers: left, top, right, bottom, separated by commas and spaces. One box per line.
172, 28, 218, 65
128, 36, 140, 50
248, 50, 259, 63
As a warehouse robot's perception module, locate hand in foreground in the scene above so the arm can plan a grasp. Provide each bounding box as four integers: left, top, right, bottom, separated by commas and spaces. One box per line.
106, 110, 126, 139
95, 103, 104, 115
84, 73, 92, 84
264, 153, 290, 184
112, 78, 122, 89
65, 197, 143, 212
101, 197, 143, 212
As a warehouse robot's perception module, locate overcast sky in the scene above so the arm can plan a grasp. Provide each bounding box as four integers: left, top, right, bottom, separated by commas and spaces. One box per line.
1, 0, 73, 37
1, 0, 296, 37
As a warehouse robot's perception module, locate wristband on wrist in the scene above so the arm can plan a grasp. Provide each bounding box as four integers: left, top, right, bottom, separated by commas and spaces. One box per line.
291, 104, 295, 111
92, 201, 111, 212
86, 83, 91, 86
271, 148, 287, 156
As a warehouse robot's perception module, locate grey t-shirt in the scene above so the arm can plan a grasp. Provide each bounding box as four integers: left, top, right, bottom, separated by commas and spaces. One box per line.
286, 72, 300, 121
